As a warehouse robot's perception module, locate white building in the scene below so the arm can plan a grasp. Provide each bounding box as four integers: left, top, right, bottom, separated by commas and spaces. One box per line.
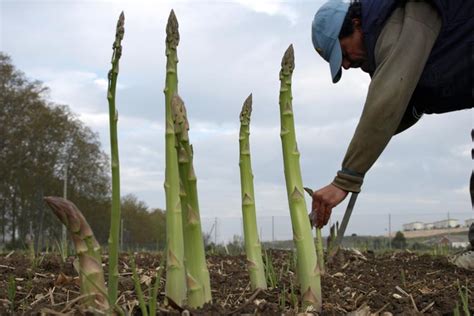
424, 223, 434, 230
465, 219, 474, 227
403, 222, 424, 231
426, 235, 469, 248
438, 236, 470, 248
433, 219, 458, 229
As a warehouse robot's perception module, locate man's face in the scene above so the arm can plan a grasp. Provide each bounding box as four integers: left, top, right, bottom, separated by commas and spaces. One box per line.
339, 18, 368, 71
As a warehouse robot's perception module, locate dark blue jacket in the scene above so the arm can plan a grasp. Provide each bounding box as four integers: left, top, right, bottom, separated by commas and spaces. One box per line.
360, 0, 473, 114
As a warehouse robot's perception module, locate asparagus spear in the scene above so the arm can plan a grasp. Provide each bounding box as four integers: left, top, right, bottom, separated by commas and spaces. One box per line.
106, 11, 125, 306
238, 94, 267, 290
172, 94, 212, 307
304, 187, 325, 275
163, 10, 186, 306
44, 197, 109, 311
278, 45, 321, 310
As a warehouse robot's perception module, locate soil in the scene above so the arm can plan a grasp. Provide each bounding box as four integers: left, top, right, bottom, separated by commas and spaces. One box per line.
0, 249, 472, 315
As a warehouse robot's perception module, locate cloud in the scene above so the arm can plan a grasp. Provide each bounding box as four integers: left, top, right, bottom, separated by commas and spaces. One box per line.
93, 78, 109, 91
234, 0, 299, 24
25, 68, 109, 113
79, 112, 109, 129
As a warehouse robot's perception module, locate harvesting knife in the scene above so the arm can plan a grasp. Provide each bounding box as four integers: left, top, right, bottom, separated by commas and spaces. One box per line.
327, 192, 358, 260
304, 187, 359, 258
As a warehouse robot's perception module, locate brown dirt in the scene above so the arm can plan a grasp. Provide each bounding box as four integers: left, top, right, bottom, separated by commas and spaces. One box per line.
0, 249, 472, 315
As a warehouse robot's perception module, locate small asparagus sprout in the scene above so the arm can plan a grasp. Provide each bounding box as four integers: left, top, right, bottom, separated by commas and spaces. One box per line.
106, 11, 125, 306
44, 197, 109, 311
238, 94, 267, 290
164, 9, 186, 306
130, 256, 148, 316
149, 261, 164, 316
7, 275, 15, 311
172, 94, 212, 307
278, 44, 321, 310
304, 187, 325, 275
263, 248, 276, 288
315, 229, 325, 275
327, 223, 338, 254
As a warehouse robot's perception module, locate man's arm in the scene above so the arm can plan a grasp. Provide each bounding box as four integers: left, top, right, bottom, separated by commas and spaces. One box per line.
394, 103, 423, 135
332, 1, 441, 193
312, 1, 442, 228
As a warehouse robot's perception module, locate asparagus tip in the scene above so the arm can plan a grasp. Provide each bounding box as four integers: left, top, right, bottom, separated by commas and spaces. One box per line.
171, 93, 185, 117
166, 9, 180, 48
44, 196, 68, 221
281, 44, 295, 73
117, 11, 125, 31
44, 196, 81, 233
240, 93, 252, 123
172, 93, 189, 135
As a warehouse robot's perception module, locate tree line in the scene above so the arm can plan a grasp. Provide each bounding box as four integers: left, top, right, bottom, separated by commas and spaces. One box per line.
0, 53, 165, 251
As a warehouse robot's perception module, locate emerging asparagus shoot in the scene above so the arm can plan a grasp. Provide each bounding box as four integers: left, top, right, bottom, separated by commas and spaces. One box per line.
106, 11, 125, 306
172, 94, 212, 307
304, 187, 326, 275
278, 44, 322, 310
238, 94, 267, 290
163, 9, 187, 306
44, 197, 109, 311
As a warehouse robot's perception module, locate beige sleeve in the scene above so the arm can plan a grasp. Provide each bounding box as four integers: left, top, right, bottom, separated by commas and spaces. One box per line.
332, 1, 442, 193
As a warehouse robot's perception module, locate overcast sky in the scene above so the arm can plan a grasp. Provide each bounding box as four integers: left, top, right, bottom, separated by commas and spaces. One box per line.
2, 0, 472, 242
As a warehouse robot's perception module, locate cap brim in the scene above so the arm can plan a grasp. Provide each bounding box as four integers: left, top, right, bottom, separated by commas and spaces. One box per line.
329, 41, 342, 83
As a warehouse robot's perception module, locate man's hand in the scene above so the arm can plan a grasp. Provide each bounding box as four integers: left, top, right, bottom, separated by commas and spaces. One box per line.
312, 184, 348, 228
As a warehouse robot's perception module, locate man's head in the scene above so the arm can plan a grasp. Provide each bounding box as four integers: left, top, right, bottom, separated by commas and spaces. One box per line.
312, 0, 367, 83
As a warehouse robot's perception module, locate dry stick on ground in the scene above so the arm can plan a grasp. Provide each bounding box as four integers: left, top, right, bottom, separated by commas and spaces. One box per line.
374, 302, 391, 314
235, 282, 251, 306
420, 301, 435, 313
44, 197, 109, 312
60, 294, 96, 313
395, 285, 419, 313
0, 264, 15, 270
41, 307, 77, 316
225, 288, 263, 315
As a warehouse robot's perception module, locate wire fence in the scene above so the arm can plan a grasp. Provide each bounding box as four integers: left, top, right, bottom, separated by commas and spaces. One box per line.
116, 211, 473, 252
3, 211, 471, 253
198, 212, 473, 245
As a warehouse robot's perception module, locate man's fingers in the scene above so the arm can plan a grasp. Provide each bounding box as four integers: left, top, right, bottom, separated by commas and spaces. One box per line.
312, 183, 348, 228
315, 203, 327, 228
317, 204, 326, 228
312, 195, 321, 213
322, 204, 332, 226
314, 203, 333, 228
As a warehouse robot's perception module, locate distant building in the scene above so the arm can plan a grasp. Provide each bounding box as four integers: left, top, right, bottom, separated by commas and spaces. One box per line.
425, 223, 434, 229
465, 219, 474, 227
435, 235, 470, 248
403, 222, 424, 231
433, 219, 458, 229
424, 223, 434, 230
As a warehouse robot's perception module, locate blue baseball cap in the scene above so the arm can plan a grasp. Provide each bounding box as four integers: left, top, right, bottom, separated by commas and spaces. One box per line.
311, 0, 349, 83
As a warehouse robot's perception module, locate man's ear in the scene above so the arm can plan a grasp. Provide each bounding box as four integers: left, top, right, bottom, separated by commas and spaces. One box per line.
352, 18, 362, 29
